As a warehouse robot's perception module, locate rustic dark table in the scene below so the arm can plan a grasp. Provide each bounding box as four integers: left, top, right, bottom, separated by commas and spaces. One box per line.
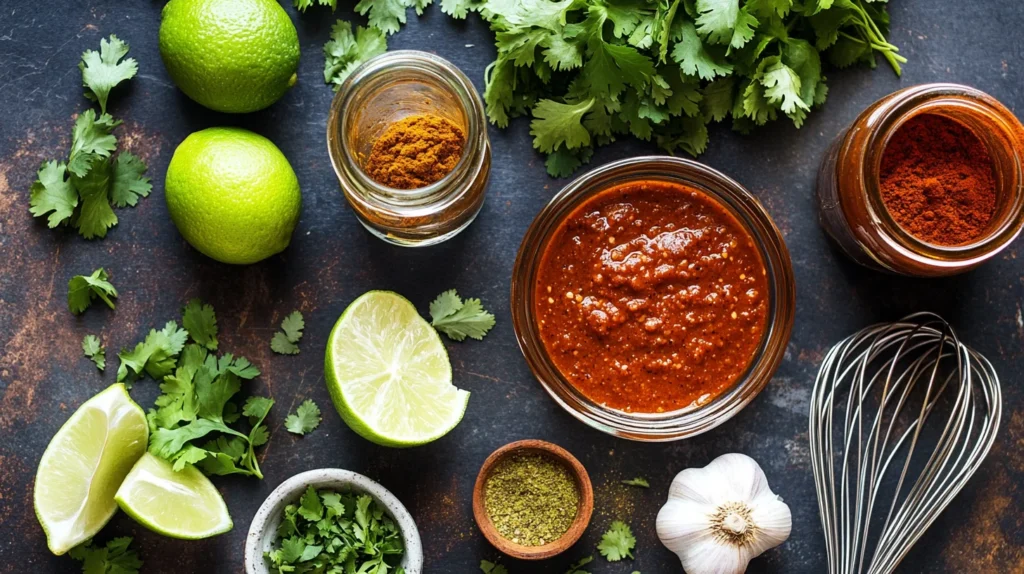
1, 1, 1022, 572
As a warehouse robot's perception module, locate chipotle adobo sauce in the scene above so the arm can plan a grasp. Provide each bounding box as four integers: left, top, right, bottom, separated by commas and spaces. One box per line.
534, 180, 768, 413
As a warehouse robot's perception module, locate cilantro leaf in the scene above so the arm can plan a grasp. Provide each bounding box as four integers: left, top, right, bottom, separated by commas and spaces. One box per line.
565, 556, 594, 574
428, 289, 496, 341
82, 335, 106, 371
68, 110, 119, 178
182, 299, 219, 350
271, 311, 304, 355
621, 476, 650, 488
694, 0, 759, 49
79, 35, 138, 114
110, 152, 152, 208
481, 559, 509, 574
324, 19, 388, 90
71, 157, 118, 239
68, 268, 118, 314
29, 161, 78, 228
671, 20, 733, 80
117, 321, 188, 384
285, 399, 321, 435
530, 98, 594, 154
69, 537, 142, 574
294, 0, 337, 11
355, 0, 433, 36
598, 521, 636, 561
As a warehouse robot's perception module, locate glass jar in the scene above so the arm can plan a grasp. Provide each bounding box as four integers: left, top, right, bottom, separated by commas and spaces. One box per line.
510, 157, 796, 442
327, 51, 491, 247
817, 83, 1024, 276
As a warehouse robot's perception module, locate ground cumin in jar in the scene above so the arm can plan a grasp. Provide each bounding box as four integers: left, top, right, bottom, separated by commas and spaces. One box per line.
364, 114, 465, 189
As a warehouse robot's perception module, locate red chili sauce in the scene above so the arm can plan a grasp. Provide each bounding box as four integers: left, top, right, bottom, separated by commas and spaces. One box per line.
534, 180, 768, 413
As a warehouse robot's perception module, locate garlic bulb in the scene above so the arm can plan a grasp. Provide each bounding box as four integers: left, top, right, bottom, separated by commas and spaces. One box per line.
656, 453, 791, 574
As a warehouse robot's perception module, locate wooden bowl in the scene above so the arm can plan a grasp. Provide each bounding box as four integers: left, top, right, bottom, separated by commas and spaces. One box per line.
472, 439, 593, 560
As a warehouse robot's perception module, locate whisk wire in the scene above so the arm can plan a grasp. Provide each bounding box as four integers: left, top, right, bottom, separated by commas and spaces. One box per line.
809, 312, 1001, 574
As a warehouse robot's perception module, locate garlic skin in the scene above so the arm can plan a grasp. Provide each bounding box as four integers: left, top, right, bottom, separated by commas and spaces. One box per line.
656, 453, 791, 574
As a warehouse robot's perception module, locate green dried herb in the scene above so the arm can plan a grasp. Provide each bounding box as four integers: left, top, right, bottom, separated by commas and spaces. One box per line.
483, 452, 580, 546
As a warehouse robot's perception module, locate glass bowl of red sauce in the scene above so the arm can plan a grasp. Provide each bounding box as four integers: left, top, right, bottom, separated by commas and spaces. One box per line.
511, 157, 795, 441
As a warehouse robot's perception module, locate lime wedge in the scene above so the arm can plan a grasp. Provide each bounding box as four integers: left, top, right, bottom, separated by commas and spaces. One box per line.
34, 383, 148, 555
325, 290, 469, 447
114, 453, 232, 539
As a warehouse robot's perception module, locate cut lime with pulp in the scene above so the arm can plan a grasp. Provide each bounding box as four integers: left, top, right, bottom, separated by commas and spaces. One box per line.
115, 452, 232, 539
325, 290, 469, 447
34, 383, 148, 555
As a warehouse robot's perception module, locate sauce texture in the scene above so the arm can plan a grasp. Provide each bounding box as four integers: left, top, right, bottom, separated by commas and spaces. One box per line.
535, 180, 768, 413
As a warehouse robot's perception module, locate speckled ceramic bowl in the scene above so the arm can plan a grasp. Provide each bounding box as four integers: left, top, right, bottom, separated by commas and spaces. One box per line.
244, 469, 423, 574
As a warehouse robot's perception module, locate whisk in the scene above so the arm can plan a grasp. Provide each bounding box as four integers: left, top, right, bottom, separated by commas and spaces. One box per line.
808, 312, 1001, 574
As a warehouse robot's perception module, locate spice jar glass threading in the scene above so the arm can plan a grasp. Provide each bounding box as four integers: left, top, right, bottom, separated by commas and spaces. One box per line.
328, 51, 491, 247
817, 83, 1024, 276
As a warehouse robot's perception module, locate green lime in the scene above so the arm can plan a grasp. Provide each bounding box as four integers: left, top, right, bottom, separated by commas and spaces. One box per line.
159, 0, 300, 113
165, 127, 301, 265
325, 291, 469, 447
115, 453, 232, 539
34, 384, 148, 555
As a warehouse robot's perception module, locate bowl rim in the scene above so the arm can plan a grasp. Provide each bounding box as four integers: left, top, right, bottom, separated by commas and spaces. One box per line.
472, 439, 594, 560
244, 468, 423, 574
509, 156, 796, 441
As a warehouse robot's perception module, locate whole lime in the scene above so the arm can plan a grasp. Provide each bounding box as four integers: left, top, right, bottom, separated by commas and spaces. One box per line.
165, 127, 301, 265
159, 0, 300, 113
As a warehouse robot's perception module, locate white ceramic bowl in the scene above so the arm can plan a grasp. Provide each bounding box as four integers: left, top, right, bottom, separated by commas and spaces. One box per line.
244, 468, 423, 574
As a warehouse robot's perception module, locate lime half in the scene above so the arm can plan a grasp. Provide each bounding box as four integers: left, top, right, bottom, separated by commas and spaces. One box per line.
115, 453, 232, 539
34, 383, 148, 555
325, 291, 469, 447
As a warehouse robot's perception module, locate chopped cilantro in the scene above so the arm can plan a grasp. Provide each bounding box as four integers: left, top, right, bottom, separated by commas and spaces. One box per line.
323, 19, 387, 90
79, 34, 138, 114
271, 310, 304, 355
621, 477, 650, 488
265, 486, 406, 573
598, 520, 636, 561
285, 399, 321, 435
428, 289, 495, 342
69, 537, 142, 574
67, 268, 118, 315
182, 299, 218, 350
82, 335, 106, 371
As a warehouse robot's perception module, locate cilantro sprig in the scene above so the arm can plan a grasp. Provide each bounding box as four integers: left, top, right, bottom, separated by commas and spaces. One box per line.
285, 399, 322, 435
441, 0, 904, 176
69, 537, 142, 574
428, 290, 496, 341
266, 486, 407, 574
68, 268, 118, 315
118, 300, 273, 478
598, 520, 636, 561
29, 35, 149, 238
565, 556, 594, 574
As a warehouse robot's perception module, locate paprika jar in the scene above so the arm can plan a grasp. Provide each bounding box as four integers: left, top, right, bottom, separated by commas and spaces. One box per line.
327, 51, 491, 247
817, 83, 1024, 276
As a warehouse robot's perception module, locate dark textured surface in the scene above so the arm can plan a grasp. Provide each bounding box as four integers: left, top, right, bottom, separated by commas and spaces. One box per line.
1, 1, 1022, 573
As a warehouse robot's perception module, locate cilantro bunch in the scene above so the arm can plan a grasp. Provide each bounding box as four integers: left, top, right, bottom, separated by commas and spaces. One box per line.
266, 486, 406, 574
436, 0, 904, 176
118, 300, 274, 478
29, 35, 151, 237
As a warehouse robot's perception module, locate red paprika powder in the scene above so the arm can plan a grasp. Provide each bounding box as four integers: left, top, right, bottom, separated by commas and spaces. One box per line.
879, 113, 997, 246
